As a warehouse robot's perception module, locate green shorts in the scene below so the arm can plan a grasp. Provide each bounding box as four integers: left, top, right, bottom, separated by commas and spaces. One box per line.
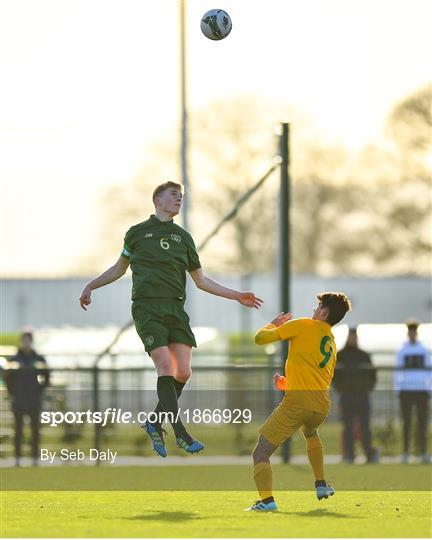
132, 298, 197, 354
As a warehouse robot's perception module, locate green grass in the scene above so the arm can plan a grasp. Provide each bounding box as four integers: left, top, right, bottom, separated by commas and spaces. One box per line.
0, 333, 19, 347
2, 490, 431, 538
1, 465, 431, 537
2, 464, 430, 491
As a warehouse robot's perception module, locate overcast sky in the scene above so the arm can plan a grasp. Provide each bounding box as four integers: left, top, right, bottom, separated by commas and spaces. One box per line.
1, 0, 431, 276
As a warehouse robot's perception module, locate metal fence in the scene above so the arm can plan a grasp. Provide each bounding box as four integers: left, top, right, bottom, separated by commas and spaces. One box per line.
1, 352, 431, 461
1, 351, 420, 417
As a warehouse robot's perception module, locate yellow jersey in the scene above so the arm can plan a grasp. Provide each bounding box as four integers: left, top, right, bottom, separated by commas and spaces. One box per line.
255, 318, 337, 414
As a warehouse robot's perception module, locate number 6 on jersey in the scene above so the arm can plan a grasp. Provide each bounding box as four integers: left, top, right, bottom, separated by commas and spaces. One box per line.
160, 238, 170, 250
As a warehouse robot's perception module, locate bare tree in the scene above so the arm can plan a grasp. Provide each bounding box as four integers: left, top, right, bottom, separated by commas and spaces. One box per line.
190, 95, 282, 275
292, 85, 431, 276
388, 84, 431, 155
291, 145, 358, 274
77, 87, 430, 279
359, 85, 431, 275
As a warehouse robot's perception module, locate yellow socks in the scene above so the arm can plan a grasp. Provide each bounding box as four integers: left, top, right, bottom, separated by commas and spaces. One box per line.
305, 431, 324, 481
253, 462, 273, 500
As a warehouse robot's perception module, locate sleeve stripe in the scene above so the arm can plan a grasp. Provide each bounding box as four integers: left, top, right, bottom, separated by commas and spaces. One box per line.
121, 247, 131, 259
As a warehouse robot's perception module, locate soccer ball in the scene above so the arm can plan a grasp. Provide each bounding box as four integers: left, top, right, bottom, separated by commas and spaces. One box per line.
200, 9, 232, 41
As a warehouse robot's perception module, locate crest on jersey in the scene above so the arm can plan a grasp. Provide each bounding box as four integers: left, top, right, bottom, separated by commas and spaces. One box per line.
145, 336, 154, 346
170, 234, 182, 243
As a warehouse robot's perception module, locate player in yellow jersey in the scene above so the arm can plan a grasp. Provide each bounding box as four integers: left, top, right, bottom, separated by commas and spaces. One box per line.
245, 292, 351, 512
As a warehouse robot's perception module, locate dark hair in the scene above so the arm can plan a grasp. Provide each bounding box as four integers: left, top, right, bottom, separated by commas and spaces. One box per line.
152, 181, 183, 203
317, 292, 351, 326
20, 332, 33, 341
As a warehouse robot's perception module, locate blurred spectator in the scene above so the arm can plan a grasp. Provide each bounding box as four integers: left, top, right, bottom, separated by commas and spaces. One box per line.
394, 319, 431, 463
333, 327, 379, 463
3, 331, 49, 467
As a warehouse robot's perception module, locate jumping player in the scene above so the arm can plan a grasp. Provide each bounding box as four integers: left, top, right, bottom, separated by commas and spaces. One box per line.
79, 181, 263, 456
246, 292, 351, 511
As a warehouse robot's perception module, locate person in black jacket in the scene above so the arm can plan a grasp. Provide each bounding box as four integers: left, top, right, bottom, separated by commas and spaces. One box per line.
333, 327, 379, 463
4, 331, 49, 466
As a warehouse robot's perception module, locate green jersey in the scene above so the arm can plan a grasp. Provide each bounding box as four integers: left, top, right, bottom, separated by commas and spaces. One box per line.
120, 214, 201, 300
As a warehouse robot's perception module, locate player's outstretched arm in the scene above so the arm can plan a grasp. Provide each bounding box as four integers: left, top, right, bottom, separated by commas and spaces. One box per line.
189, 268, 263, 309
79, 256, 130, 311
254, 312, 293, 344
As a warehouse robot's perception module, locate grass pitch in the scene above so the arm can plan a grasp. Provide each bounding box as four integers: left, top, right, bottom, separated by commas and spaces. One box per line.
2, 463, 430, 491
2, 490, 431, 538
2, 465, 431, 537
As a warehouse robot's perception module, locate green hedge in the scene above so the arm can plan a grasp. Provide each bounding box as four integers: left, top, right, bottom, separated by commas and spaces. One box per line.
0, 333, 19, 347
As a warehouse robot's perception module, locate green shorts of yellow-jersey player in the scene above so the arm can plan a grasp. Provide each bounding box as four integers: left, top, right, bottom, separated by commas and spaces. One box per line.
132, 298, 197, 354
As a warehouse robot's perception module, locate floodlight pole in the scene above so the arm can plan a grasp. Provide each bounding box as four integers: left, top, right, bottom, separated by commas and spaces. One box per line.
180, 0, 189, 231
280, 122, 291, 463
179, 1, 194, 318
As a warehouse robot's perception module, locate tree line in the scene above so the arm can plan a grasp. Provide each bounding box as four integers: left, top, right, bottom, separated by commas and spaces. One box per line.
78, 85, 431, 277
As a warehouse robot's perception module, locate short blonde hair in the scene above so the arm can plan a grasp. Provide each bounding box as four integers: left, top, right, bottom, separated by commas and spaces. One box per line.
152, 181, 183, 203
405, 318, 420, 330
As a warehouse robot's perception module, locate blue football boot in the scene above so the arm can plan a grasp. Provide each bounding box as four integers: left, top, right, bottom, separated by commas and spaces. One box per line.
244, 500, 278, 512
143, 421, 167, 458
176, 432, 204, 454
316, 482, 335, 500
